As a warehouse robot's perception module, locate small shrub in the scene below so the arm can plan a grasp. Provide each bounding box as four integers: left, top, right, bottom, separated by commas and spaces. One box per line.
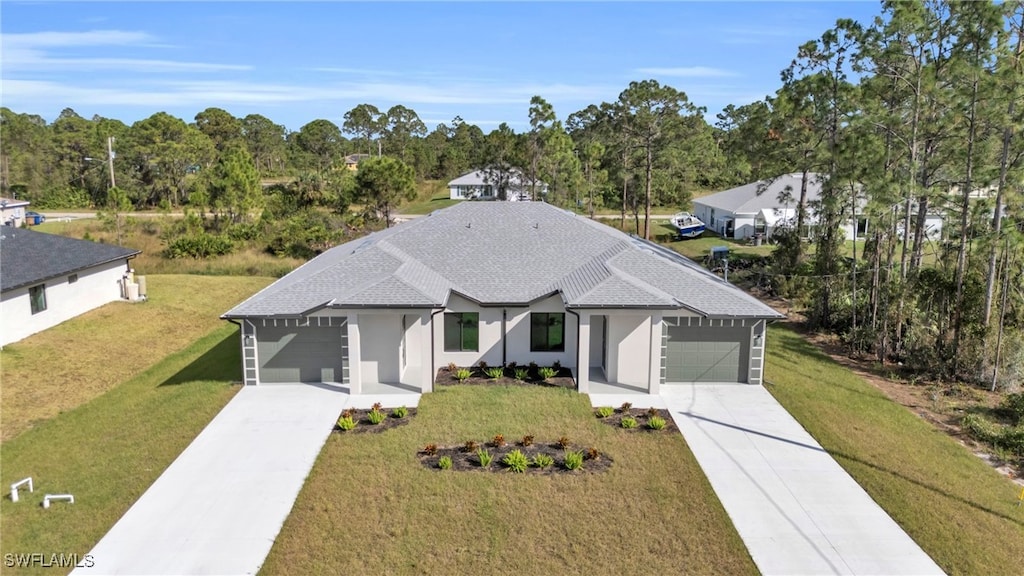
563, 450, 585, 470
391, 406, 409, 418
454, 368, 471, 382
647, 415, 667, 430
646, 407, 659, 418
337, 415, 356, 431
438, 455, 453, 470
424, 443, 439, 456
585, 447, 600, 460
502, 449, 530, 473
514, 367, 529, 380
478, 361, 488, 371
341, 409, 353, 419
463, 440, 479, 453
484, 367, 504, 379
507, 361, 518, 370
556, 436, 570, 449
553, 360, 562, 370
532, 453, 555, 468
999, 393, 1024, 425
477, 448, 493, 467
595, 406, 614, 418
447, 362, 458, 372
520, 435, 534, 446
620, 402, 633, 414
491, 433, 506, 448
538, 366, 556, 381
367, 409, 386, 425
528, 361, 539, 372
372, 402, 383, 411
621, 416, 638, 429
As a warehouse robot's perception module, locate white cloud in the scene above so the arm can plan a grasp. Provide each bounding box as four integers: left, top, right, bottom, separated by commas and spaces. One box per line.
635, 66, 738, 78
1, 29, 248, 73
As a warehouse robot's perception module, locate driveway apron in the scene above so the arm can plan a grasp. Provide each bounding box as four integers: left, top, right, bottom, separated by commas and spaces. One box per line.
661, 384, 945, 576
73, 384, 350, 575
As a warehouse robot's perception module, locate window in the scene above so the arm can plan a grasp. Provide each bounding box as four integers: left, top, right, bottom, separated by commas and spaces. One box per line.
531, 313, 565, 352
443, 312, 479, 352
29, 284, 47, 314
68, 274, 78, 284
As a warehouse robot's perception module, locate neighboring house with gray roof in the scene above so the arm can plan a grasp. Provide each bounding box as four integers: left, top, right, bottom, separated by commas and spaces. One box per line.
694, 173, 944, 240
1, 228, 140, 346
1, 197, 30, 228
223, 202, 782, 394
448, 169, 547, 202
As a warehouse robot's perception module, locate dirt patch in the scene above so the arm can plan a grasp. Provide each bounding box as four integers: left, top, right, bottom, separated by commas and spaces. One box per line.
434, 368, 575, 390
419, 441, 613, 475
334, 408, 417, 434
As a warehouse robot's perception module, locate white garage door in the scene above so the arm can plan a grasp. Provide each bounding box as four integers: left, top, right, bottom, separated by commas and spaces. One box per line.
258, 326, 344, 383
665, 325, 748, 383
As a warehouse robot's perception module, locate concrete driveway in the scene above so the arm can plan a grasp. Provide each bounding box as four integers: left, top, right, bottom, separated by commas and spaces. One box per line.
72, 384, 355, 575
661, 384, 944, 576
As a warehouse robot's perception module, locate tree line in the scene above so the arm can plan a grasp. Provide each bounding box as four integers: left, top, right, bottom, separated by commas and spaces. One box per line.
0, 0, 1021, 389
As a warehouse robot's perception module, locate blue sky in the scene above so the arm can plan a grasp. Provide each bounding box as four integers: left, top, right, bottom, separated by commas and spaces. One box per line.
1, 1, 883, 133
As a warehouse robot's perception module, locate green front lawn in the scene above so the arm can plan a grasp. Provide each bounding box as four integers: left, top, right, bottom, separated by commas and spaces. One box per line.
765, 324, 1024, 576
261, 386, 757, 574
399, 180, 461, 214
0, 326, 243, 571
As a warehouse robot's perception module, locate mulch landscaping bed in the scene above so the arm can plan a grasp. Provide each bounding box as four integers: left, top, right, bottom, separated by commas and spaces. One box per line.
334, 408, 418, 434
434, 368, 575, 390
594, 407, 679, 433
419, 441, 613, 475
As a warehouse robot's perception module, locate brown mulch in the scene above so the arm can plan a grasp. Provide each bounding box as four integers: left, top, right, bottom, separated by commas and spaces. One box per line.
334, 407, 417, 434
434, 368, 576, 390
419, 441, 613, 475
593, 408, 679, 433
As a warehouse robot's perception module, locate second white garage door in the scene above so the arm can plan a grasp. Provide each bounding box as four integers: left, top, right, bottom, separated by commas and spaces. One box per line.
665, 325, 748, 383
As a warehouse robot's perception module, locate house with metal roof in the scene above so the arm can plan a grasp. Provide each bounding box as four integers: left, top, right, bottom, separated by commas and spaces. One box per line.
693, 173, 944, 240
447, 169, 547, 202
223, 202, 782, 395
1, 227, 141, 346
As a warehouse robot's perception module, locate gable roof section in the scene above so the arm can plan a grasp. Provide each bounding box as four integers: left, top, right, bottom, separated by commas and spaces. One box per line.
694, 173, 824, 215
1, 227, 140, 292
223, 202, 782, 319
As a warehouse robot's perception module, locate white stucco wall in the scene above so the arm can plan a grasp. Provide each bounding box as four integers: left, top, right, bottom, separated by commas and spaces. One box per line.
1, 204, 28, 228
505, 295, 576, 368
1, 259, 130, 346
359, 314, 400, 384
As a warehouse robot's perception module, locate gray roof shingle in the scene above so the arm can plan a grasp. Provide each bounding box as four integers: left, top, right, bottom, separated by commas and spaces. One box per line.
1, 227, 140, 292
223, 202, 782, 319
693, 173, 824, 214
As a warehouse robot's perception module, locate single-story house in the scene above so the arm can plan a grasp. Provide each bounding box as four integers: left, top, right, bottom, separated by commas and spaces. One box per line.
344, 154, 373, 171
693, 173, 944, 240
1, 228, 141, 346
1, 197, 30, 228
222, 202, 783, 395
448, 169, 547, 202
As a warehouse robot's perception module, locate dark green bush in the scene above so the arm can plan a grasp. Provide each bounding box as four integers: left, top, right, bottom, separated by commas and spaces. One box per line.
164, 232, 234, 259
998, 393, 1024, 425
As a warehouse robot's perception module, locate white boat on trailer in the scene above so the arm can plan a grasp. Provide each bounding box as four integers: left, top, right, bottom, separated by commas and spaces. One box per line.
671, 212, 706, 239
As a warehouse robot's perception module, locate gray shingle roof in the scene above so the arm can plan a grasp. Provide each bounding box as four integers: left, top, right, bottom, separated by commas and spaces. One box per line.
1, 227, 140, 292
693, 173, 824, 214
223, 202, 782, 319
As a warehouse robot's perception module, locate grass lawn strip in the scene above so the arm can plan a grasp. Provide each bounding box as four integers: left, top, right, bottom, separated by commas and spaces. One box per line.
766, 324, 1024, 576
0, 324, 243, 572
0, 274, 273, 441
261, 386, 757, 575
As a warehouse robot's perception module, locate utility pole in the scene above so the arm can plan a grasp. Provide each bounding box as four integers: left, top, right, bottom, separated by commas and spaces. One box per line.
107, 136, 116, 188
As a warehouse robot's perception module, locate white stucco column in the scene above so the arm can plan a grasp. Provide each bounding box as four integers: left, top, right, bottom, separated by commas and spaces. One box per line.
576, 312, 591, 394
347, 314, 361, 395
647, 313, 663, 395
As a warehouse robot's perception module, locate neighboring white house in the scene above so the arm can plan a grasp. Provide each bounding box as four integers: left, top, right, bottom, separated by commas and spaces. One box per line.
1, 197, 30, 228
694, 173, 944, 241
223, 202, 783, 395
0, 228, 141, 346
448, 169, 547, 201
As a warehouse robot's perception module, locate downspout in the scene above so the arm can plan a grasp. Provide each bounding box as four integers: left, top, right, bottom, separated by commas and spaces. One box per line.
565, 308, 581, 391
502, 309, 507, 366
429, 308, 445, 385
